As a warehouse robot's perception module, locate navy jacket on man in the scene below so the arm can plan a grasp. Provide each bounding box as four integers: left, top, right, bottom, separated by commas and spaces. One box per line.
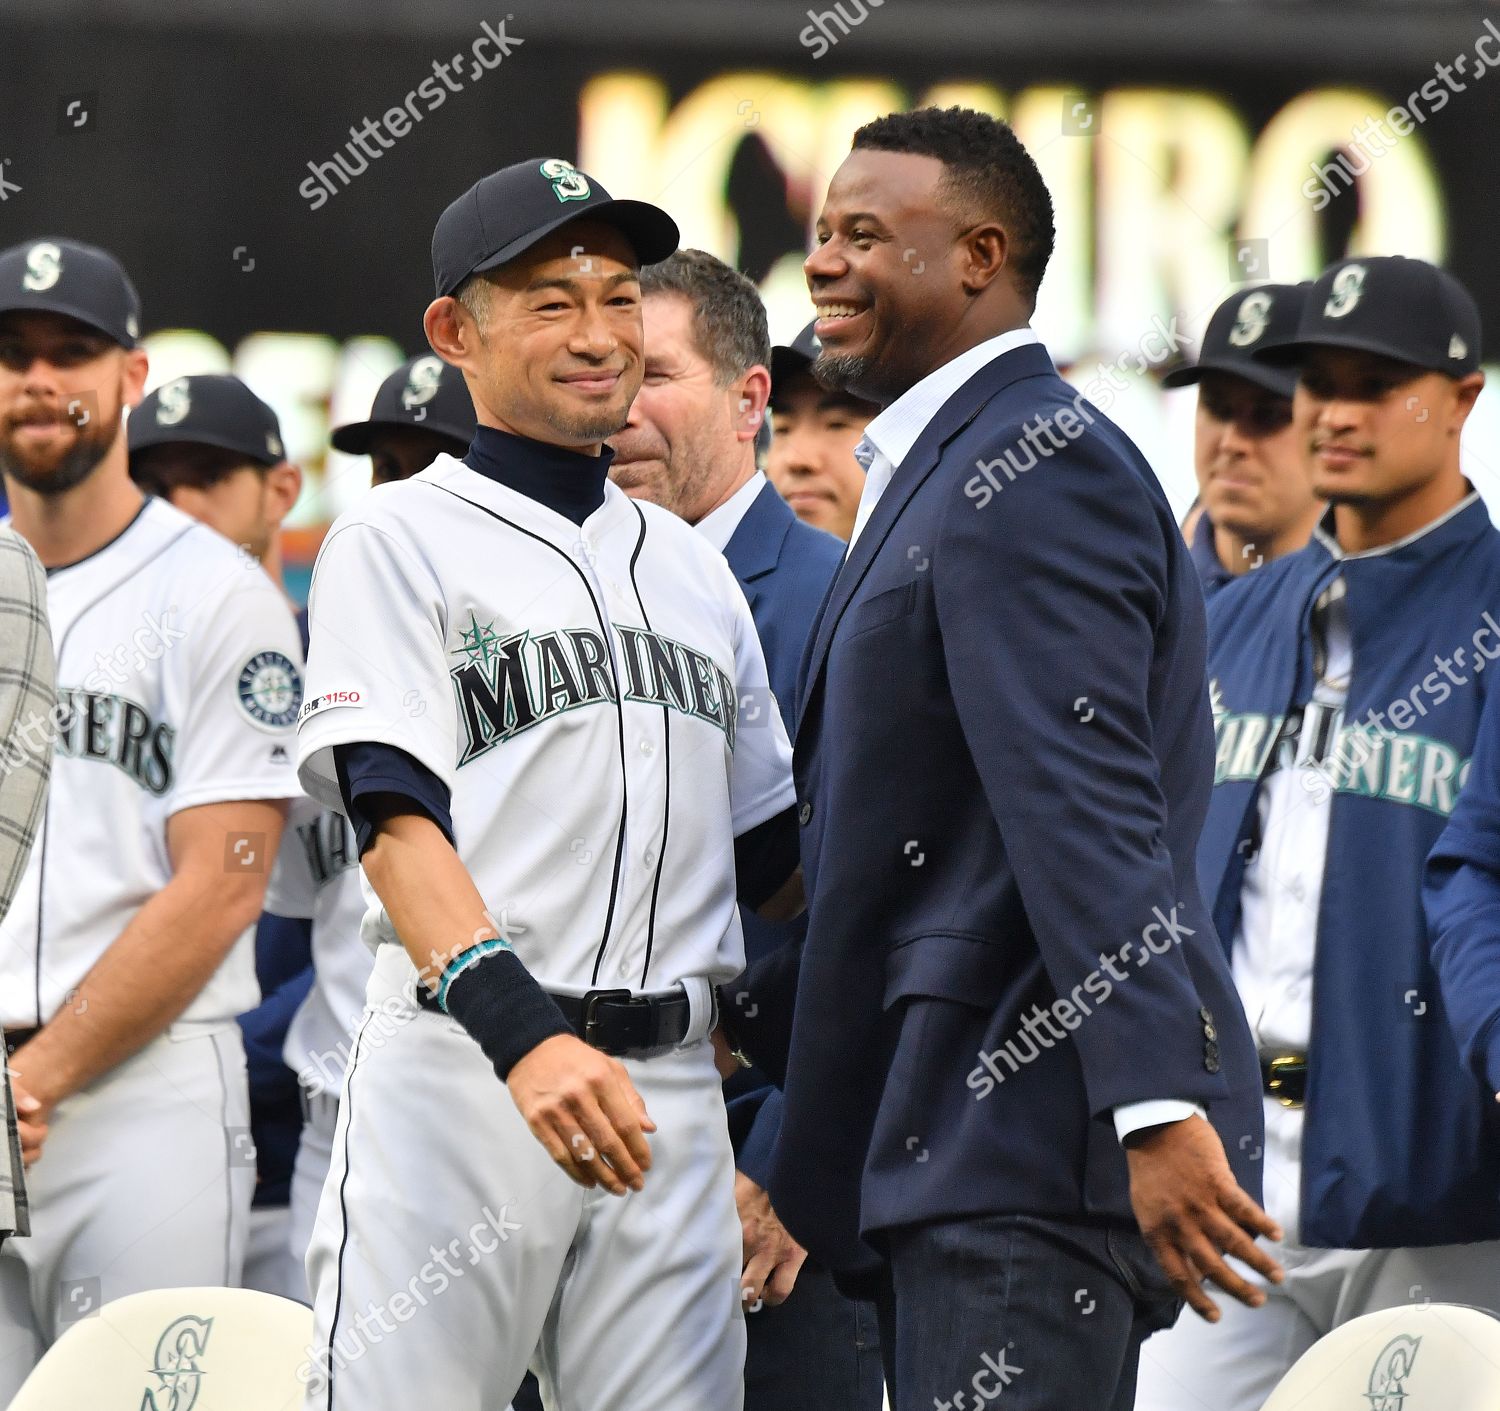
732, 341, 1263, 1287
719, 479, 843, 1186
1202, 496, 1500, 1248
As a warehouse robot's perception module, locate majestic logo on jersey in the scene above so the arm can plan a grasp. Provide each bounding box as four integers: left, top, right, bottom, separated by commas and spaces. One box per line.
140, 1313, 214, 1411
296, 810, 357, 890
155, 378, 192, 426
1209, 680, 1470, 817
401, 356, 444, 410
1365, 1334, 1420, 1411
1323, 264, 1365, 319
449, 610, 737, 766
237, 651, 303, 729
540, 158, 591, 204
1227, 291, 1273, 347
22, 241, 62, 292
53, 687, 175, 794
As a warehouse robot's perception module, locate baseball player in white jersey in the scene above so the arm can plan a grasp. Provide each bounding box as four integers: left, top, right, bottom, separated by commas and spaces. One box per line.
268, 356, 476, 1296
0, 238, 303, 1398
294, 159, 801, 1410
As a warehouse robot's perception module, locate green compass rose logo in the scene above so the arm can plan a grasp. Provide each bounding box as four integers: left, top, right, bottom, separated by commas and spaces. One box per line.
452, 610, 504, 667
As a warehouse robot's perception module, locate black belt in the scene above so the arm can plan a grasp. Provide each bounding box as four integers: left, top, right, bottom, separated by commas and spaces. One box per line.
2, 1028, 37, 1060
417, 984, 692, 1057
1260, 1053, 1307, 1108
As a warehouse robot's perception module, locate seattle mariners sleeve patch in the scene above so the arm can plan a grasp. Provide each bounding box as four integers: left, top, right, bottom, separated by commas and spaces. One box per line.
237, 650, 303, 729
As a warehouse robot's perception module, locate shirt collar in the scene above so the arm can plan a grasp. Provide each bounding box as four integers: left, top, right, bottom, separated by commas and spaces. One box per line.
1311, 489, 1485, 562
694, 471, 766, 554
862, 327, 1041, 473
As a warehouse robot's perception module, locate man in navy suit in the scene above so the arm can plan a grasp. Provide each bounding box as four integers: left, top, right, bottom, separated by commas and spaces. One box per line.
608, 249, 880, 1410
721, 108, 1284, 1410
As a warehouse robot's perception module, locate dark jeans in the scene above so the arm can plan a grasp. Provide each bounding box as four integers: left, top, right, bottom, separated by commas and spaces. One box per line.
745, 1256, 884, 1411
875, 1214, 1181, 1411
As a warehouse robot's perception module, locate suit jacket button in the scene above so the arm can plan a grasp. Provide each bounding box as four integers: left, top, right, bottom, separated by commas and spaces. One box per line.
1204, 1040, 1221, 1073
1203, 1023, 1218, 1042
1199, 1006, 1214, 1024
798, 802, 813, 826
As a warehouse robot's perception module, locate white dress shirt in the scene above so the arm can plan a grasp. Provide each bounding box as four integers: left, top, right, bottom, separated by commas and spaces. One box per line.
694, 471, 767, 554
846, 328, 1202, 1143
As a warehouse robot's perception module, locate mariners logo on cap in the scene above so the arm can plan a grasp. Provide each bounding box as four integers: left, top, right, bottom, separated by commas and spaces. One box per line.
1228, 291, 1273, 347
155, 378, 191, 426
22, 242, 62, 293
540, 158, 591, 205
1323, 264, 1365, 319
237, 650, 303, 729
401, 356, 444, 410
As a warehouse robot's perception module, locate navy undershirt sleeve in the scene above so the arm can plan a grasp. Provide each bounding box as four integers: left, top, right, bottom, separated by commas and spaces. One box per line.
332, 742, 455, 855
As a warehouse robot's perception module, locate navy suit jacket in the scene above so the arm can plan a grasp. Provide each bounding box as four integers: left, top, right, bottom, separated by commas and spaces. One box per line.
720, 480, 843, 1185
734, 342, 1264, 1289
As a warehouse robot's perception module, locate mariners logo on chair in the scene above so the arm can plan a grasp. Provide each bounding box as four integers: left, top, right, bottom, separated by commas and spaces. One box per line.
1366, 1334, 1420, 1411
141, 1313, 214, 1411
236, 651, 303, 729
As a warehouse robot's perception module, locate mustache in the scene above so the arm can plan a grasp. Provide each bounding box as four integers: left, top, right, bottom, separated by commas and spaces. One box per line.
607, 429, 669, 462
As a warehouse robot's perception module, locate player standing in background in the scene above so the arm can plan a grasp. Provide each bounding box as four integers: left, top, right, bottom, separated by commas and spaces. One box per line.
1136, 257, 1500, 1411
608, 249, 881, 1411
764, 320, 877, 543
272, 353, 474, 1301
295, 159, 801, 1409
0, 238, 303, 1398
128, 372, 311, 1301
0, 527, 54, 1249
1161, 283, 1322, 599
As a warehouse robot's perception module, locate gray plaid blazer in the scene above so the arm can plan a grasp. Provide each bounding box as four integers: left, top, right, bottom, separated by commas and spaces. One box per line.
0, 527, 54, 1239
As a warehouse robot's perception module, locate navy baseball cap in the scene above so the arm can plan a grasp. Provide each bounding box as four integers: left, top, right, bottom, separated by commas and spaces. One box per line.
1162, 283, 1308, 399
0, 237, 141, 348
431, 157, 680, 298
128, 374, 286, 471
1256, 256, 1482, 376
770, 320, 823, 400
331, 355, 476, 455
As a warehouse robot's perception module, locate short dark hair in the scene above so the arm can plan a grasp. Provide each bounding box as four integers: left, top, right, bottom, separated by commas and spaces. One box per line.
639, 249, 770, 386
130, 442, 263, 496
852, 107, 1055, 305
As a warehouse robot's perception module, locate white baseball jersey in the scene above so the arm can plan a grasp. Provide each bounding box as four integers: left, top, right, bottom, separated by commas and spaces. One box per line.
295, 454, 795, 995
264, 795, 370, 1093
0, 497, 304, 1028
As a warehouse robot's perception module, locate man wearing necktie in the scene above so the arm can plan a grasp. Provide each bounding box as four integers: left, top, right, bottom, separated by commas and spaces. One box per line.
718, 106, 1282, 1410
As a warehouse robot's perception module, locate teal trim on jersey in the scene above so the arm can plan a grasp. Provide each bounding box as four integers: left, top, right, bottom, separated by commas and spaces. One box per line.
436, 937, 514, 1011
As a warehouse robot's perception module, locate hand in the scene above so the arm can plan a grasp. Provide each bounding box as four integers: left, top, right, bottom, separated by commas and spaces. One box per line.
711, 1024, 740, 1081
506, 1033, 656, 1195
1125, 1113, 1285, 1322
10, 1077, 51, 1168
736, 1171, 806, 1309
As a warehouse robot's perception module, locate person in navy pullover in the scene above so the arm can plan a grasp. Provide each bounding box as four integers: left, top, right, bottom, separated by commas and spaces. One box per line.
1137, 256, 1500, 1411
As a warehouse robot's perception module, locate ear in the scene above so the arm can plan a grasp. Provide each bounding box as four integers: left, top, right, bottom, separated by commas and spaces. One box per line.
1451, 370, 1485, 433
264, 460, 303, 524
424, 291, 485, 372
121, 346, 150, 409
733, 364, 772, 444
958, 222, 1009, 297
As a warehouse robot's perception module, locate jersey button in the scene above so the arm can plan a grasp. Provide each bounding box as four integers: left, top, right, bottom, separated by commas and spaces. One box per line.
798, 802, 813, 826
639, 739, 655, 757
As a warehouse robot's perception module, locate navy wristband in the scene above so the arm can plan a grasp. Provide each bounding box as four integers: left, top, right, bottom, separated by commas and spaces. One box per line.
438, 943, 573, 1080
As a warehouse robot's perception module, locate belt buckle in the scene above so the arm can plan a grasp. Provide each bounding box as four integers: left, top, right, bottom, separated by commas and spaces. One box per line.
580, 988, 634, 1048
1266, 1055, 1305, 1108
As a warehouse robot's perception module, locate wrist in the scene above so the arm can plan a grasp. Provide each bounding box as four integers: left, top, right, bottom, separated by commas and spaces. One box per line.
440, 944, 572, 1080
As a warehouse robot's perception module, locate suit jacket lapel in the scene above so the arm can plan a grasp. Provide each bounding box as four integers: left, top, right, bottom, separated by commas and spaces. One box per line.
796, 342, 1056, 742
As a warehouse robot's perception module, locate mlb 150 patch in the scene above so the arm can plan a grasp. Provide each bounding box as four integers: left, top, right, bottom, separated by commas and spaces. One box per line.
238, 651, 303, 728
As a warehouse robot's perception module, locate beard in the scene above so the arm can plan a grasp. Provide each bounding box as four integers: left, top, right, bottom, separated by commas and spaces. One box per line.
0, 402, 119, 497
812, 350, 874, 400
543, 399, 631, 445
